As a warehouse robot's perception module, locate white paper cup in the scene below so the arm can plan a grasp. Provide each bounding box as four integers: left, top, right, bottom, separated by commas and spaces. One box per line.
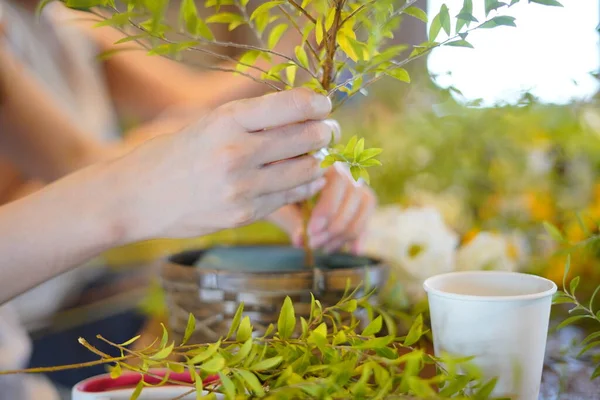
72, 369, 224, 400
423, 271, 557, 400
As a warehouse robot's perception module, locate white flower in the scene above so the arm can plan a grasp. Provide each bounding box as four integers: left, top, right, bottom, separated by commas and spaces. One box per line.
456, 232, 521, 272
364, 206, 459, 283
403, 186, 471, 232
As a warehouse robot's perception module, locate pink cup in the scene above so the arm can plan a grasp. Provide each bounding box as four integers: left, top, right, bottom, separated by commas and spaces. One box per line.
72, 369, 223, 400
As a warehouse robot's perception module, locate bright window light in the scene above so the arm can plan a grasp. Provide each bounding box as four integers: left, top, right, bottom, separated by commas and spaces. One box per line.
427, 0, 600, 106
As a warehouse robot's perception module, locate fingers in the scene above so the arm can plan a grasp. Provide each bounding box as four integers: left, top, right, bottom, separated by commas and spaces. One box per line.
308, 165, 349, 237
265, 205, 304, 247
312, 185, 362, 250
227, 88, 332, 132
257, 178, 326, 218
255, 119, 340, 166
253, 154, 323, 195
326, 193, 372, 253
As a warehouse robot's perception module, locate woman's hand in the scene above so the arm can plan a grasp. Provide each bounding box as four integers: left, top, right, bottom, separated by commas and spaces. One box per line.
112, 88, 340, 241
267, 163, 377, 254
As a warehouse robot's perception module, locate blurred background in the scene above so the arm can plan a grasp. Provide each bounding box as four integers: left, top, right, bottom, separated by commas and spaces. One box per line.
2, 0, 600, 398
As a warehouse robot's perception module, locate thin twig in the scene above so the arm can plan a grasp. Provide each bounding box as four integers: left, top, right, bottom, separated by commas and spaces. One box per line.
287, 0, 317, 24
278, 4, 321, 73
340, 0, 376, 26
235, 0, 267, 49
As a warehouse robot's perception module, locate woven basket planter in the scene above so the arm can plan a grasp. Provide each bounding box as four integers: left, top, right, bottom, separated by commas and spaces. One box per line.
160, 245, 388, 344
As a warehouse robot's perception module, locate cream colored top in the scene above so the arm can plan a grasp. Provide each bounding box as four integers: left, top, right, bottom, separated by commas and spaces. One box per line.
0, 2, 123, 396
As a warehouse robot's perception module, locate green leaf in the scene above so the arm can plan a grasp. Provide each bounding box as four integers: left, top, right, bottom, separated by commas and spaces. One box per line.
353, 138, 365, 160
556, 315, 588, 331
109, 363, 122, 379
361, 159, 382, 167
362, 315, 383, 336
485, 0, 507, 16
577, 341, 600, 357
358, 148, 382, 162
189, 341, 222, 364
206, 12, 245, 31
286, 65, 298, 86
268, 23, 288, 49
219, 372, 236, 398
552, 292, 573, 305
200, 354, 226, 373
570, 276, 580, 295
456, 0, 474, 32
403, 6, 427, 22
445, 39, 474, 48
236, 50, 261, 73
582, 331, 600, 346
119, 335, 141, 347
250, 0, 284, 21
237, 316, 253, 342
251, 356, 283, 371
167, 362, 185, 373
404, 314, 424, 346
339, 299, 358, 312
130, 380, 144, 400
429, 8, 442, 40
439, 4, 451, 36
193, 368, 203, 397
325, 8, 335, 31
180, 0, 214, 40
543, 221, 564, 242
236, 370, 265, 396
385, 68, 411, 83
315, 16, 324, 45
529, 0, 562, 6
228, 338, 253, 365
277, 296, 296, 340
227, 303, 244, 340
350, 166, 361, 181
480, 15, 516, 28
151, 342, 174, 360
321, 155, 337, 168
592, 364, 600, 380
295, 45, 309, 69
476, 377, 498, 398
159, 323, 168, 350
181, 314, 196, 345
360, 168, 371, 185
590, 285, 600, 313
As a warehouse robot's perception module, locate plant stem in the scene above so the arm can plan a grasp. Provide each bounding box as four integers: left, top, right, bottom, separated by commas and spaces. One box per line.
287, 0, 317, 24
302, 199, 314, 268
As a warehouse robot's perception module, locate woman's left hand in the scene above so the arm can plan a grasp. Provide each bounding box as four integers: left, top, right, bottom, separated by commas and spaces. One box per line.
267, 163, 376, 254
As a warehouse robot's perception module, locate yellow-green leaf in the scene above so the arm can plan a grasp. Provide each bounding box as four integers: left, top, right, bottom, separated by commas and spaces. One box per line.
109, 363, 122, 379
226, 303, 244, 340
315, 16, 324, 45
189, 341, 221, 364
228, 338, 253, 365
404, 314, 424, 346
294, 45, 309, 69
236, 370, 265, 396
250, 0, 284, 21
236, 50, 261, 72
286, 65, 297, 86
199, 354, 226, 373
353, 138, 365, 160
250, 356, 283, 371
360, 168, 370, 184
385, 68, 411, 83
325, 8, 335, 31
268, 23, 288, 49
119, 335, 141, 347
151, 342, 174, 360
277, 296, 296, 339
130, 380, 144, 400
350, 166, 361, 181
362, 315, 383, 336
237, 316, 253, 342
358, 148, 382, 162
182, 313, 196, 345
193, 368, 203, 397
404, 6, 427, 22
219, 372, 236, 398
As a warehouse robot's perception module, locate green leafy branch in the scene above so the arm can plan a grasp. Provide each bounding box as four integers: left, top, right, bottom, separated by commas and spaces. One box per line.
1, 283, 503, 399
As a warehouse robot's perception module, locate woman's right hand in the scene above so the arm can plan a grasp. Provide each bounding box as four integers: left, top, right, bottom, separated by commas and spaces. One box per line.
110, 88, 339, 242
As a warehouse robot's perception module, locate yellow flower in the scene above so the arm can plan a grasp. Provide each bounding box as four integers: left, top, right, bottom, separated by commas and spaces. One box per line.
523, 192, 554, 222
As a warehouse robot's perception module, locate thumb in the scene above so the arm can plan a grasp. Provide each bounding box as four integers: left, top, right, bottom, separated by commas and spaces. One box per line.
266, 205, 304, 247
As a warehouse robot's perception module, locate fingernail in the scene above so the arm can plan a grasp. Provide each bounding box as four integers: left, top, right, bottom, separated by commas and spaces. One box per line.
324, 119, 341, 144
312, 94, 332, 115
309, 218, 327, 234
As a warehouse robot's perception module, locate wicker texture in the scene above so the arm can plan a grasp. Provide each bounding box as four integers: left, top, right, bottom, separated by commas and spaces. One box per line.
160, 248, 388, 344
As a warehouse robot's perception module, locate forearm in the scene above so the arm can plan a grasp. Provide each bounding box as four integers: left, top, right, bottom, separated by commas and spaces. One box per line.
0, 162, 128, 304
